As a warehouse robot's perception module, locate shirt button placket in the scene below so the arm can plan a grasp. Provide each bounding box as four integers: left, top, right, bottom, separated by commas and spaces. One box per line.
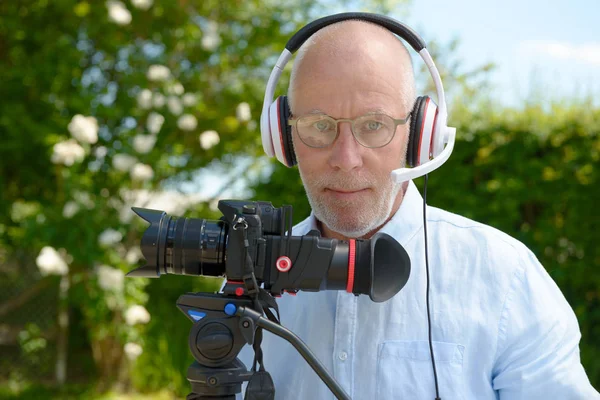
332, 291, 356, 398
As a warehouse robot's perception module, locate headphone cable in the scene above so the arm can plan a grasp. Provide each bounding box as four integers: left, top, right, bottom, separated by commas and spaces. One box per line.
423, 173, 441, 400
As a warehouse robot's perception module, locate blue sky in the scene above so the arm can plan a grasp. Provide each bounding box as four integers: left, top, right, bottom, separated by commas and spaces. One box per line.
399, 0, 600, 106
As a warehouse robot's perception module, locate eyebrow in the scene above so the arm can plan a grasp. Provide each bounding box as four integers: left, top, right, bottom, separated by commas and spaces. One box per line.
304, 107, 393, 116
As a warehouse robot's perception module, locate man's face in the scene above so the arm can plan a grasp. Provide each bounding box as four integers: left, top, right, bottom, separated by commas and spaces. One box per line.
291, 41, 411, 238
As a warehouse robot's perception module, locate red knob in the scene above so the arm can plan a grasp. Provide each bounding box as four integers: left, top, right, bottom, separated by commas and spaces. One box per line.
276, 256, 292, 272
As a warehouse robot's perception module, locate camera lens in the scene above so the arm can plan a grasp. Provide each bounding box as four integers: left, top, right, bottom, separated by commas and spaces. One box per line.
128, 207, 227, 278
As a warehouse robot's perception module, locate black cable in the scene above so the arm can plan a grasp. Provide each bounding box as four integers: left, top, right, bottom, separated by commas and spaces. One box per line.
423, 174, 441, 400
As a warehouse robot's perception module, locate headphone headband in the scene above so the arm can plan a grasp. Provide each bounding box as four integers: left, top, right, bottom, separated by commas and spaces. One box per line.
285, 12, 426, 53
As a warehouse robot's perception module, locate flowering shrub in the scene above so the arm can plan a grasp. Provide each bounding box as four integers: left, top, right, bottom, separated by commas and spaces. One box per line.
0, 0, 342, 394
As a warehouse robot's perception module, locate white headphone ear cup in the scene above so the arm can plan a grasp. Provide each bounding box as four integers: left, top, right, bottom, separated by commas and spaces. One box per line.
269, 98, 287, 165
417, 99, 438, 166
261, 103, 275, 157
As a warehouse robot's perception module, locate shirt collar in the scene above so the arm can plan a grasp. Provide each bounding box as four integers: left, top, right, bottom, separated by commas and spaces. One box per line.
295, 180, 424, 246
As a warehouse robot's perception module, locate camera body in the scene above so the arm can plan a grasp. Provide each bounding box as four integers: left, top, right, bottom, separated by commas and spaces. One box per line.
216, 199, 293, 286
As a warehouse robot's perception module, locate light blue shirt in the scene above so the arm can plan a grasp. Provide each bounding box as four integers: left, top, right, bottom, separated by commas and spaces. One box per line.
238, 180, 598, 399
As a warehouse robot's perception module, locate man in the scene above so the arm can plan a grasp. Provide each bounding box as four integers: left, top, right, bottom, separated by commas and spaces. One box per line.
239, 20, 599, 399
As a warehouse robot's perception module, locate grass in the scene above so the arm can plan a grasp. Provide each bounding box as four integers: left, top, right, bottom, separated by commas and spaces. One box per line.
0, 382, 176, 400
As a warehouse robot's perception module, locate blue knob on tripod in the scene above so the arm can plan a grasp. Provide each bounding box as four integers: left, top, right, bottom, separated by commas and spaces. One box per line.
224, 303, 237, 316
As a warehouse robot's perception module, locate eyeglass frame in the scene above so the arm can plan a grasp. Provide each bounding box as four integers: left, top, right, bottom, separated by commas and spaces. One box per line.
287, 111, 412, 149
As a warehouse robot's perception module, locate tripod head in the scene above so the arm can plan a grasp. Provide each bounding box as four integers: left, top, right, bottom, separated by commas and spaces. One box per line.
177, 293, 256, 400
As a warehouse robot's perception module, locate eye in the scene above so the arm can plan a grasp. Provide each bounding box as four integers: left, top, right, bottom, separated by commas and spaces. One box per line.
365, 121, 383, 131
313, 119, 335, 132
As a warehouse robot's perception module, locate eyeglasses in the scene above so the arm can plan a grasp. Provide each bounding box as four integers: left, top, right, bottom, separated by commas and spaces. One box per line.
288, 112, 411, 149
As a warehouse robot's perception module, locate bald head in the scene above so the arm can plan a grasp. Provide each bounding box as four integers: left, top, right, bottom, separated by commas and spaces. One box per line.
287, 20, 416, 116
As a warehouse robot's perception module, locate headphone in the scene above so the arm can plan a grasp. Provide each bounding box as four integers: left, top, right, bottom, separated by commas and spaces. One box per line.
259, 12, 457, 183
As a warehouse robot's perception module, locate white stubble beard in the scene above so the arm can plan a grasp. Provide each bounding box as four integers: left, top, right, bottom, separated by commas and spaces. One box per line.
298, 164, 403, 238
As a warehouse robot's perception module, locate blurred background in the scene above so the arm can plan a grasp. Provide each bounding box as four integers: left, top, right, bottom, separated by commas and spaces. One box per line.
1, 0, 598, 398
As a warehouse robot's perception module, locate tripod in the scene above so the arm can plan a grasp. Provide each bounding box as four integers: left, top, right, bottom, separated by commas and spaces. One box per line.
177, 291, 351, 400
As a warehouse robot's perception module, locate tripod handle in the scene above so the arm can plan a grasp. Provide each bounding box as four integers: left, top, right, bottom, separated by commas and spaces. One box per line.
236, 306, 351, 400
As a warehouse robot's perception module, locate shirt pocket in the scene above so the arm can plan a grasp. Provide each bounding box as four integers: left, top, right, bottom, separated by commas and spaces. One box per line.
376, 340, 466, 400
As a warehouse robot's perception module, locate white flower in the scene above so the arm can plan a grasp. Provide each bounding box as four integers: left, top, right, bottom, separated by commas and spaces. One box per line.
236, 102, 251, 122
166, 82, 184, 96
94, 146, 108, 158
125, 247, 143, 264
130, 163, 154, 182
36, 246, 69, 276
199, 130, 220, 150
10, 201, 37, 222
167, 96, 183, 115
152, 93, 165, 108
106, 1, 131, 25
62, 201, 79, 218
119, 208, 134, 224
124, 305, 151, 325
51, 139, 86, 166
68, 114, 99, 144
137, 89, 153, 109
124, 342, 143, 360
205, 20, 218, 33
96, 264, 125, 292
133, 134, 156, 154
201, 33, 221, 51
112, 153, 137, 172
131, 0, 153, 10
147, 65, 170, 82
73, 190, 95, 209
182, 93, 197, 107
177, 114, 197, 131
98, 228, 123, 247
146, 112, 164, 134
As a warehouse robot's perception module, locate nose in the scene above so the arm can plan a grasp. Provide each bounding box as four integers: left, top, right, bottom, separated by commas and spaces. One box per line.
327, 121, 363, 172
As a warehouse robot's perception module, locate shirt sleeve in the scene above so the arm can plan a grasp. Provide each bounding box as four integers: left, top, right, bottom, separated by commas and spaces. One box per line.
491, 247, 600, 399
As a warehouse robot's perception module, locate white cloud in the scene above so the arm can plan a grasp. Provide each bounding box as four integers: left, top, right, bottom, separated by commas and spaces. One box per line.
522, 40, 600, 67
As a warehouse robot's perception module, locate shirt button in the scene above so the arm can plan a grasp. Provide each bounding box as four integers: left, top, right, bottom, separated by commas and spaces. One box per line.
338, 351, 348, 361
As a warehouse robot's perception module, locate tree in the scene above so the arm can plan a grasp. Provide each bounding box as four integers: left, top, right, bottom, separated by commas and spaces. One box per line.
2, 0, 422, 395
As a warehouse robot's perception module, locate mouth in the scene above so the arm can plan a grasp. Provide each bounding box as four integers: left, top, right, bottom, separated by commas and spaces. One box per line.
327, 188, 367, 193
324, 187, 370, 199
